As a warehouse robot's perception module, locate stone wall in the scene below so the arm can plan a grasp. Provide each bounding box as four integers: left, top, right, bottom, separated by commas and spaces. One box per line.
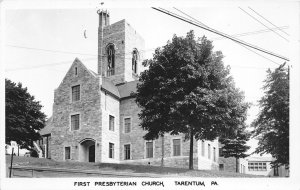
219, 157, 237, 173
101, 20, 126, 84
99, 19, 145, 85
124, 21, 145, 81
119, 98, 200, 169
119, 98, 146, 160
219, 157, 248, 173
50, 59, 102, 162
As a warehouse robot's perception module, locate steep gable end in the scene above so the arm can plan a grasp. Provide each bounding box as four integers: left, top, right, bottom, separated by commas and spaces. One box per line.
56, 58, 98, 90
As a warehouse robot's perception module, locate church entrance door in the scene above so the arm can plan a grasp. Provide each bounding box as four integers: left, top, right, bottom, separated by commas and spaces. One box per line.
79, 138, 96, 162
89, 145, 95, 162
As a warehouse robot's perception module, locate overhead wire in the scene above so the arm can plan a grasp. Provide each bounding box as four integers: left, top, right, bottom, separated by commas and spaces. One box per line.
211, 26, 289, 40
238, 7, 289, 42
172, 7, 289, 42
173, 7, 209, 28
6, 44, 157, 58
7, 7, 286, 71
6, 44, 97, 57
5, 57, 97, 72
238, 44, 280, 65
6, 49, 276, 72
172, 7, 281, 66
152, 7, 289, 62
247, 7, 289, 36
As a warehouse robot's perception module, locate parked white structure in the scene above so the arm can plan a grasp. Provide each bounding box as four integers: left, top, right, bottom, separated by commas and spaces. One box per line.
246, 157, 289, 177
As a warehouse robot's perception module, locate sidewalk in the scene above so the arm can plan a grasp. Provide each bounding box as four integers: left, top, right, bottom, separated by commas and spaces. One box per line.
8, 165, 171, 178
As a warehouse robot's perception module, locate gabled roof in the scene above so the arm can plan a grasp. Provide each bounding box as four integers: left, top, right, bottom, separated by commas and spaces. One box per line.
56, 58, 98, 90
40, 116, 53, 136
102, 77, 120, 97
117, 80, 140, 99
55, 58, 140, 103
101, 78, 140, 100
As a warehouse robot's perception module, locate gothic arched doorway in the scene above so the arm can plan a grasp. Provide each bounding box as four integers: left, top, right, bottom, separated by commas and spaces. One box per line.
79, 138, 96, 162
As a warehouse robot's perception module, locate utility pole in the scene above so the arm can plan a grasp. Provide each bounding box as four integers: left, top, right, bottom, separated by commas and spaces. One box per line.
9, 148, 14, 178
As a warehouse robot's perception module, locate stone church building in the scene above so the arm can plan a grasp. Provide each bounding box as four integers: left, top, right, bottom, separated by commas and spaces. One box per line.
39, 10, 219, 170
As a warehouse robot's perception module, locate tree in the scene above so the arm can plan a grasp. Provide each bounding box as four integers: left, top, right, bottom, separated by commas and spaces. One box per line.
220, 125, 251, 172
252, 63, 289, 167
5, 79, 46, 150
135, 31, 249, 169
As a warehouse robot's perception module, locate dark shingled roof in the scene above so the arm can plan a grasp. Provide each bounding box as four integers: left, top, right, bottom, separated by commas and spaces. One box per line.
102, 77, 120, 97
117, 80, 140, 99
101, 77, 139, 99
40, 117, 53, 136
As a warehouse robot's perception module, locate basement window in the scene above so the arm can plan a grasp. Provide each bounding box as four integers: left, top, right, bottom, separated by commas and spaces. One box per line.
65, 147, 71, 160
219, 164, 224, 171
124, 144, 131, 160
109, 143, 114, 159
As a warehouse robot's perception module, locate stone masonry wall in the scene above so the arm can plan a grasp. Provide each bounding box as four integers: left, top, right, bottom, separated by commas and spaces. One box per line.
124, 21, 145, 82
219, 157, 248, 173
99, 19, 145, 85
219, 157, 238, 173
119, 98, 200, 169
51, 59, 102, 162
101, 20, 126, 84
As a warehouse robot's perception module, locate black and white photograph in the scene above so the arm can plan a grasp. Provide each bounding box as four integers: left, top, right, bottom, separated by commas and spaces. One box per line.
0, 0, 299, 189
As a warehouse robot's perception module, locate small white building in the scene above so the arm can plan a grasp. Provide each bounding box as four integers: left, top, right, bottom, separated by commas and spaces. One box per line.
246, 157, 289, 177
5, 141, 29, 156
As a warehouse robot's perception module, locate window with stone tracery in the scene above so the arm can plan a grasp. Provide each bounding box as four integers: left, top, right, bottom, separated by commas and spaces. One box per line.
107, 44, 115, 76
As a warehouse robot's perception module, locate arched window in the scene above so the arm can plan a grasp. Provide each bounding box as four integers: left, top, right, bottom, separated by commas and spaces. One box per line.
132, 49, 138, 74
107, 44, 115, 76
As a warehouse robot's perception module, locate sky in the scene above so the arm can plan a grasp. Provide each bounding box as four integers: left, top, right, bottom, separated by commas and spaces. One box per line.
2, 1, 298, 155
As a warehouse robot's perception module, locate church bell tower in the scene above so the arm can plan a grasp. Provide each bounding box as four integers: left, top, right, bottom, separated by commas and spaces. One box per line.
97, 10, 145, 85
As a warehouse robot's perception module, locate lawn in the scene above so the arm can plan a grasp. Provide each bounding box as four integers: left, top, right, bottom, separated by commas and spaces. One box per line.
6, 155, 261, 177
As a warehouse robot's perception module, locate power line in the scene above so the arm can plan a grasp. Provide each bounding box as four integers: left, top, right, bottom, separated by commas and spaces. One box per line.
239, 7, 289, 42
6, 44, 97, 57
152, 7, 289, 62
239, 44, 280, 65
6, 52, 275, 72
211, 26, 289, 40
172, 7, 288, 41
173, 7, 281, 66
173, 7, 209, 28
6, 44, 157, 57
5, 57, 97, 72
5, 46, 157, 72
248, 7, 289, 36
